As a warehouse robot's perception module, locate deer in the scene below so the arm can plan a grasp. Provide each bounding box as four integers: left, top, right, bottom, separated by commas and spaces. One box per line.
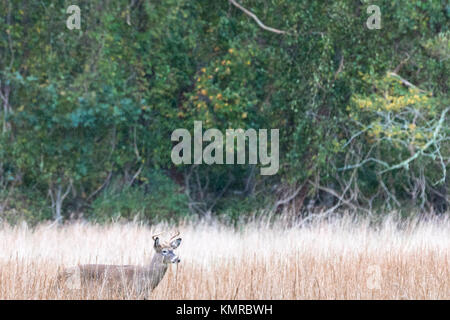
57, 231, 182, 299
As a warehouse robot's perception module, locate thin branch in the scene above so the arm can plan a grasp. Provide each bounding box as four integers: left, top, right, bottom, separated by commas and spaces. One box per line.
393, 52, 410, 74
7, 1, 15, 70
334, 54, 344, 80
271, 182, 305, 212
207, 174, 234, 213
380, 107, 449, 174
338, 157, 390, 172
308, 176, 371, 215
387, 72, 426, 93
127, 165, 143, 188
228, 0, 287, 35
87, 171, 112, 201
61, 179, 73, 201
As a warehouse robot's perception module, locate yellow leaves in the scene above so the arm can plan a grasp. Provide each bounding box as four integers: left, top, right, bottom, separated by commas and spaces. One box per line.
246, 60, 251, 65
216, 93, 222, 100
196, 102, 206, 110
408, 87, 420, 94
382, 93, 428, 112
242, 112, 248, 119
370, 123, 382, 138
353, 97, 374, 110
332, 140, 340, 148
201, 67, 206, 73
349, 73, 441, 155
228, 48, 234, 54
18, 105, 25, 112
358, 72, 370, 82
200, 89, 208, 96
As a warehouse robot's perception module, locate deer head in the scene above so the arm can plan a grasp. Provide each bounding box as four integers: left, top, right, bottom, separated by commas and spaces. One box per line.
152, 231, 182, 264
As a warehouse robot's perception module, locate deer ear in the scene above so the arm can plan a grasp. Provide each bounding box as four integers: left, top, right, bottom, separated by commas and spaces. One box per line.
153, 237, 161, 248
170, 238, 182, 249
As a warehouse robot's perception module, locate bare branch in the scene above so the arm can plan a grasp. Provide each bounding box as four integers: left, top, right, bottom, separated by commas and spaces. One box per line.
393, 52, 410, 74
380, 107, 449, 174
334, 54, 344, 80
127, 164, 143, 188
87, 171, 112, 201
308, 174, 371, 215
61, 179, 73, 202
271, 182, 306, 212
387, 72, 426, 93
228, 0, 288, 35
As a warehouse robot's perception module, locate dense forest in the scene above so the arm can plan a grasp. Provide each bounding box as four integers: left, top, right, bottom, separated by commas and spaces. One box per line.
0, 0, 448, 224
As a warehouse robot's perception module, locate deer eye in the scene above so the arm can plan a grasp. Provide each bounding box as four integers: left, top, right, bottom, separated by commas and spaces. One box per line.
162, 249, 168, 255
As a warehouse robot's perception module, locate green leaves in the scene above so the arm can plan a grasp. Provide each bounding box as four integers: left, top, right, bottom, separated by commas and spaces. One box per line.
0, 0, 447, 221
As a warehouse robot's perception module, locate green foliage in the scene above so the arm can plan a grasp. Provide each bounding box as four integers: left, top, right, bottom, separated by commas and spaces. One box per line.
89, 170, 188, 223
0, 188, 52, 225
0, 0, 448, 223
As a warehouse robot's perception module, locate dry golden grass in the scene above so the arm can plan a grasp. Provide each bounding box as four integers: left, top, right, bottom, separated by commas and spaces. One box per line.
0, 214, 448, 299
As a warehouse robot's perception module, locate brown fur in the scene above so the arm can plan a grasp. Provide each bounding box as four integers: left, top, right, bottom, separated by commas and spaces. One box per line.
57, 233, 181, 298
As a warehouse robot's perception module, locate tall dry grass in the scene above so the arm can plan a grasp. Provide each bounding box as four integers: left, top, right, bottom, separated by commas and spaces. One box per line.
0, 214, 448, 299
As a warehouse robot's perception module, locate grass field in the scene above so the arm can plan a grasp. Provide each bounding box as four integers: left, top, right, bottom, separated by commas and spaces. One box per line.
0, 214, 448, 299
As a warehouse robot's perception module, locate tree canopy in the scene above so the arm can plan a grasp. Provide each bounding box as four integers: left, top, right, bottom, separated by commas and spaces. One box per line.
0, 0, 448, 224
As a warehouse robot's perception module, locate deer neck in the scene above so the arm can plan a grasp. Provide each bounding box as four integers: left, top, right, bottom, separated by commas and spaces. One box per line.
146, 253, 169, 289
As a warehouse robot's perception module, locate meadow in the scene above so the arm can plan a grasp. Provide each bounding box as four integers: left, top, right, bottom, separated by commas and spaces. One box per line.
0, 214, 448, 299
